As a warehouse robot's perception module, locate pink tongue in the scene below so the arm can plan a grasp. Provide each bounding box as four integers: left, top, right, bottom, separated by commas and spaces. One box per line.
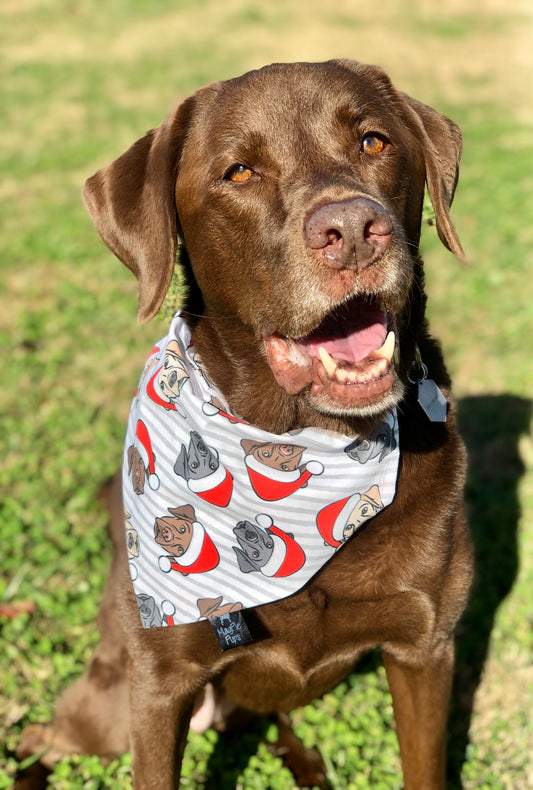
297, 304, 387, 364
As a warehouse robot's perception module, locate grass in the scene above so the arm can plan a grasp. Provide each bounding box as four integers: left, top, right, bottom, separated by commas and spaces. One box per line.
1, 0, 532, 788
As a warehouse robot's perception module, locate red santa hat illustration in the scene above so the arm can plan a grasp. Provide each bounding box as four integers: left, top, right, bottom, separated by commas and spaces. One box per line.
202, 400, 249, 425
244, 456, 324, 501
316, 485, 383, 548
187, 465, 233, 508
161, 600, 176, 627
256, 515, 306, 578
135, 419, 160, 490
146, 366, 178, 411
158, 521, 220, 575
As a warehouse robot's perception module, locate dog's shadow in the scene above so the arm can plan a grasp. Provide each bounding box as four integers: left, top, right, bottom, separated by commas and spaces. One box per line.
446, 394, 531, 788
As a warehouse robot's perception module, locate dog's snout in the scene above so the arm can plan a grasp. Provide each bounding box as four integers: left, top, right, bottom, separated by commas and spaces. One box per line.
304, 197, 392, 270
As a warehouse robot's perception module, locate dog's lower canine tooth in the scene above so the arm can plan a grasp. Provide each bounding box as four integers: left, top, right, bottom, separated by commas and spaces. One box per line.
318, 346, 339, 377
375, 331, 396, 363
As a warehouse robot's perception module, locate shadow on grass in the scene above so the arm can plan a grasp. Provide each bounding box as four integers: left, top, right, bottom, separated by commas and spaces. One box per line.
447, 394, 531, 788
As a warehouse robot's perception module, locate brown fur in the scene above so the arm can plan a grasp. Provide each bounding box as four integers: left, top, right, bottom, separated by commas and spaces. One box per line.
17, 60, 472, 789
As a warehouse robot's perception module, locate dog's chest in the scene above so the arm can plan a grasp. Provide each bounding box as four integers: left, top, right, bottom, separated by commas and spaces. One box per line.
123, 313, 400, 633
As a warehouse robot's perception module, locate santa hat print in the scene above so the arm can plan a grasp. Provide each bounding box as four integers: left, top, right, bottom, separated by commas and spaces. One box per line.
161, 600, 176, 627
202, 400, 249, 425
257, 516, 306, 578
146, 366, 178, 411
316, 485, 383, 548
187, 465, 233, 508
158, 522, 220, 575
135, 420, 160, 490
244, 456, 324, 501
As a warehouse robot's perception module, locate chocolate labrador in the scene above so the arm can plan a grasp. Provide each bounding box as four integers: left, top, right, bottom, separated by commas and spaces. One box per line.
17, 60, 473, 790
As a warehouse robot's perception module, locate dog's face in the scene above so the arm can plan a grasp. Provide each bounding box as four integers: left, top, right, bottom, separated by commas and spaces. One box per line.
344, 423, 396, 464
158, 340, 188, 401
127, 445, 145, 495
241, 439, 305, 472
84, 60, 463, 423
174, 431, 219, 481
126, 525, 140, 559
136, 594, 163, 628
154, 505, 195, 556
233, 520, 275, 573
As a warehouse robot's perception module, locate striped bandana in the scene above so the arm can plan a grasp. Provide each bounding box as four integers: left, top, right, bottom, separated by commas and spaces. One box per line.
123, 313, 400, 630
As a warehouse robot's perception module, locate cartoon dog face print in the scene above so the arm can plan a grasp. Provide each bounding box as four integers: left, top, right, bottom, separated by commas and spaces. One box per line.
174, 431, 233, 507
233, 515, 305, 577
136, 594, 163, 628
127, 420, 160, 495
154, 504, 195, 557
127, 444, 146, 495
342, 485, 384, 541
241, 440, 323, 501
174, 431, 219, 481
156, 504, 220, 575
317, 484, 384, 547
241, 440, 305, 472
233, 519, 274, 573
124, 510, 140, 559
158, 340, 189, 403
344, 422, 397, 464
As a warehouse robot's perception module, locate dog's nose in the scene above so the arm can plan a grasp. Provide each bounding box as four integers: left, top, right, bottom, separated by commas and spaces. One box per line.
304, 197, 392, 270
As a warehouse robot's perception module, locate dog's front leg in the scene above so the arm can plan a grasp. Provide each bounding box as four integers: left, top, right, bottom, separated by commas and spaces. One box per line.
128, 655, 198, 790
382, 640, 454, 790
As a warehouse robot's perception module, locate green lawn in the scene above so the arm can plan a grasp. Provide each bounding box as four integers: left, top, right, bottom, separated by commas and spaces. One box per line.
1, 1, 532, 788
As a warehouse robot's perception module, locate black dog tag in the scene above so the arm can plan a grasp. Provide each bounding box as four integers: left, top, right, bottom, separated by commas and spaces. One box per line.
209, 610, 254, 651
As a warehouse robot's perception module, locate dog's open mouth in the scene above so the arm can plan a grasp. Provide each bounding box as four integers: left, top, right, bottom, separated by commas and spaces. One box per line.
262, 297, 398, 413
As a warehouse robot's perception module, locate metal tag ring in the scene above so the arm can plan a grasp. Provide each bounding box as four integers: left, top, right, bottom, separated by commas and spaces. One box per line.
407, 361, 428, 384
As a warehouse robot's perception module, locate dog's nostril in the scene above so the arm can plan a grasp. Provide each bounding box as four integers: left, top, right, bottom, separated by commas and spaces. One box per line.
364, 213, 392, 240
326, 229, 342, 246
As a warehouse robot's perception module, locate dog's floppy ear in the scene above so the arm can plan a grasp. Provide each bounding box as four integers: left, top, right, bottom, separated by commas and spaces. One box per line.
401, 94, 465, 261
233, 546, 258, 574
83, 96, 196, 323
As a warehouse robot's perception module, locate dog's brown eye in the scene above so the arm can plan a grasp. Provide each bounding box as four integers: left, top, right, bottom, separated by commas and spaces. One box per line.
225, 164, 254, 183
362, 134, 388, 156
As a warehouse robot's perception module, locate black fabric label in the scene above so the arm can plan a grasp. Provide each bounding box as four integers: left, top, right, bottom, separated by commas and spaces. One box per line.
209, 610, 254, 651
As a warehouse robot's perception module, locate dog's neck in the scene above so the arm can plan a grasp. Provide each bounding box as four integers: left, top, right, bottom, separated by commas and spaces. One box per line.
189, 311, 387, 438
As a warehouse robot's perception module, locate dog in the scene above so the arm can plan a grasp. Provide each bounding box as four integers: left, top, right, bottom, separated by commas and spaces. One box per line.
344, 422, 397, 463
17, 60, 473, 790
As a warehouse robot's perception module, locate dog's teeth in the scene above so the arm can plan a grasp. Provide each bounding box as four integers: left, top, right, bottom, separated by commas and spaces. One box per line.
318, 346, 339, 377
375, 331, 396, 364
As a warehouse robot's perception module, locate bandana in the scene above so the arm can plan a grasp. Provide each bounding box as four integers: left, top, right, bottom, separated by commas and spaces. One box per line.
123, 313, 400, 631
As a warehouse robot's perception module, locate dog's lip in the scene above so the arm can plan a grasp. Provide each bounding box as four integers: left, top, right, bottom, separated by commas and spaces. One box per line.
262, 296, 398, 404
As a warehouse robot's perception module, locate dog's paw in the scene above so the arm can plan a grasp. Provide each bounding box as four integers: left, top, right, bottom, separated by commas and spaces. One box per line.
17, 723, 70, 769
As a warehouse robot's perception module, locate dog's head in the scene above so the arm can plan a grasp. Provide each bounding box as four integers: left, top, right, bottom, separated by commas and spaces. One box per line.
173, 431, 219, 481
127, 444, 146, 494
233, 520, 275, 573
136, 593, 163, 628
241, 439, 305, 471
158, 339, 188, 401
84, 60, 463, 424
153, 504, 196, 556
